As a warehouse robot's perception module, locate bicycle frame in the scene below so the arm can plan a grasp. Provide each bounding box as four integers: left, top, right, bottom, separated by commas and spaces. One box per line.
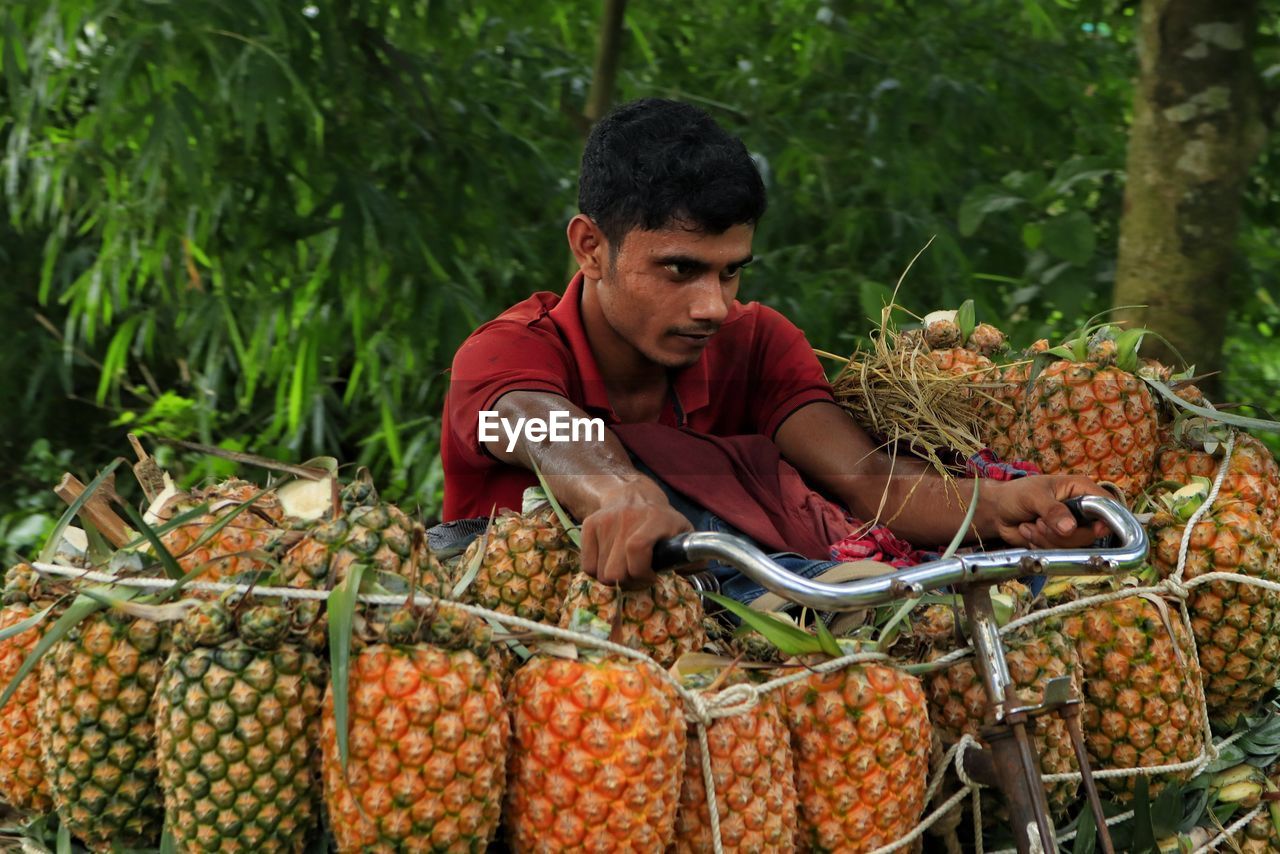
653, 495, 1147, 854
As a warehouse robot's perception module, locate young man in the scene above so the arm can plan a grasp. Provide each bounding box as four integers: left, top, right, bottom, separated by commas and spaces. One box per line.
442, 98, 1107, 593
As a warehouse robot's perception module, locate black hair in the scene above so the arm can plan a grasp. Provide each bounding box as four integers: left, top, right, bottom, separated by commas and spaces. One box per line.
578, 98, 767, 249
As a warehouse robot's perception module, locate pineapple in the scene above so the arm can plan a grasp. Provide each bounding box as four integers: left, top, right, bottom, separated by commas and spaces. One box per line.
783, 661, 931, 853
38, 609, 170, 849
918, 309, 1004, 429
557, 571, 706, 668
156, 591, 325, 852
506, 654, 686, 851
1157, 432, 1280, 541
458, 506, 578, 623
986, 338, 1050, 460
672, 663, 797, 853
280, 473, 435, 648
321, 603, 508, 852
155, 478, 287, 581
0, 564, 56, 812
903, 595, 1081, 815
1011, 329, 1158, 498
1150, 496, 1280, 722
1061, 593, 1206, 796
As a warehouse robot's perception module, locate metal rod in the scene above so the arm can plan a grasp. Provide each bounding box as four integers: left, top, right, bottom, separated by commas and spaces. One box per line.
660, 496, 1146, 612
1062, 702, 1116, 854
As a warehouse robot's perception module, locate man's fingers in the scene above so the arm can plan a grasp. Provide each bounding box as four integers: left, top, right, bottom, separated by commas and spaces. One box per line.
580, 520, 601, 579
1038, 501, 1079, 537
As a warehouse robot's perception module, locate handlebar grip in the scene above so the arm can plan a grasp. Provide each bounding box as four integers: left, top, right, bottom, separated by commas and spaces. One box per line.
651, 534, 693, 571
1063, 496, 1115, 548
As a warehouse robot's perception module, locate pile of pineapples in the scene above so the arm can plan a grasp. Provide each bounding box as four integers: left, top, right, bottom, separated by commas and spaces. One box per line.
1, 305, 1279, 852
0, 462, 935, 853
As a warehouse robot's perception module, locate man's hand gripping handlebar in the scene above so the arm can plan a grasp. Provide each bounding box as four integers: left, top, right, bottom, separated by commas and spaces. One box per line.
650, 496, 1147, 611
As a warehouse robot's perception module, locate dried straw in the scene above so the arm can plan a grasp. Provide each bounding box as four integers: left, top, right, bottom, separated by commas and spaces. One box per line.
830, 328, 989, 473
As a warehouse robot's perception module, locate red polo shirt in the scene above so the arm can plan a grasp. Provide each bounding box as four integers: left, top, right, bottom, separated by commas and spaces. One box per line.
441, 273, 834, 520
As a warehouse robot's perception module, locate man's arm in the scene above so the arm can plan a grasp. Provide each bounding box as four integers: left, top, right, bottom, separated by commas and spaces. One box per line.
484, 390, 692, 587
774, 401, 1109, 549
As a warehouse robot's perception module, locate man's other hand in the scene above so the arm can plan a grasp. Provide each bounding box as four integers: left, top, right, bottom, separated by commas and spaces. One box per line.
987, 475, 1113, 549
580, 480, 693, 589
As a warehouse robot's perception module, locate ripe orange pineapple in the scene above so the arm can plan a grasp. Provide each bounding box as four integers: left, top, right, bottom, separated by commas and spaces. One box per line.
1150, 497, 1280, 722
0, 564, 55, 812
1156, 432, 1280, 541
506, 654, 686, 851
155, 478, 286, 581
783, 661, 931, 852
1061, 593, 1207, 796
1011, 330, 1158, 498
557, 571, 706, 667
671, 663, 797, 853
322, 604, 509, 852
458, 506, 578, 623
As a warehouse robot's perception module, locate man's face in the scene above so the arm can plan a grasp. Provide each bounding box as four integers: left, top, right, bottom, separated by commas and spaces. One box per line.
596, 222, 754, 370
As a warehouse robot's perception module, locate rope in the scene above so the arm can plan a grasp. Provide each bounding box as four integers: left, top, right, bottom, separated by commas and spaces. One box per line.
25, 433, 1276, 853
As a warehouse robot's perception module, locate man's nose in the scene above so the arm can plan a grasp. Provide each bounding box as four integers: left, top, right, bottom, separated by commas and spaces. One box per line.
688, 278, 730, 323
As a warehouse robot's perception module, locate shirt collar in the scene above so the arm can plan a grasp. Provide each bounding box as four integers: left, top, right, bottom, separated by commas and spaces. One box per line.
547, 273, 615, 415
548, 271, 716, 421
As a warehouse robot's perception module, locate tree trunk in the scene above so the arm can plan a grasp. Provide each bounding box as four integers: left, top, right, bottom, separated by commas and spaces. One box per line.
1111, 0, 1266, 390
582, 0, 629, 131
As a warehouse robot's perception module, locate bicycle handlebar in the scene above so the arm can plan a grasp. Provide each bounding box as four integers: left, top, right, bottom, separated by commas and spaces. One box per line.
651, 496, 1147, 612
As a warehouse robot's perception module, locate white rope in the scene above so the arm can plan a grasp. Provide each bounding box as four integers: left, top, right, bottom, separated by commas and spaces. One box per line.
1192, 802, 1266, 853
24, 433, 1274, 853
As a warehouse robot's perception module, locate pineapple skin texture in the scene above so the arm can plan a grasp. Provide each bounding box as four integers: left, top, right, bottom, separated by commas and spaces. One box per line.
672, 692, 797, 854
1063, 596, 1206, 796
783, 663, 932, 854
925, 622, 1081, 814
557, 572, 707, 668
158, 483, 285, 583
1151, 502, 1280, 722
506, 656, 686, 853
0, 603, 52, 812
321, 645, 509, 852
156, 643, 325, 852
1012, 360, 1158, 498
461, 508, 579, 624
37, 611, 169, 850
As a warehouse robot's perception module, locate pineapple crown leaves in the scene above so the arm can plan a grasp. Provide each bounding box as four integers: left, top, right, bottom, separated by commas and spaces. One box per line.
327, 560, 368, 775
1146, 376, 1280, 434
528, 458, 582, 548
449, 505, 496, 600
703, 591, 850, 658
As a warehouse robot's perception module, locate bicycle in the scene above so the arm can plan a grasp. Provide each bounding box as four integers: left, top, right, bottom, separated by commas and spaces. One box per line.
652, 495, 1148, 854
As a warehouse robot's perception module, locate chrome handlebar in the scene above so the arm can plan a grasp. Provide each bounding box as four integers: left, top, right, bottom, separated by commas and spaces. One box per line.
651, 496, 1147, 612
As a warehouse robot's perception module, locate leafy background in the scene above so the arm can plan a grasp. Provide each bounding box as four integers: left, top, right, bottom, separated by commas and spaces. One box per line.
2, 0, 1278, 560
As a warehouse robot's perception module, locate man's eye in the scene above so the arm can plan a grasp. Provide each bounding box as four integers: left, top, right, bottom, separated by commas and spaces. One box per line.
722, 265, 742, 279
664, 262, 695, 278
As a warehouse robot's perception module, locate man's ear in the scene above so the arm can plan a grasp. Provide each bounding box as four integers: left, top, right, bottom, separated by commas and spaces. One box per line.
567, 214, 608, 280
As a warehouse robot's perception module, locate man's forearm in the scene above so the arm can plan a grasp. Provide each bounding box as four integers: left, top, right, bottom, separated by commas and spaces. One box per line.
486, 391, 666, 519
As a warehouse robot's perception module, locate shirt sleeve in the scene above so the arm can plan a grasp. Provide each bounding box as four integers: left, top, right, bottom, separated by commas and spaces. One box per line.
446, 321, 574, 462
749, 305, 837, 439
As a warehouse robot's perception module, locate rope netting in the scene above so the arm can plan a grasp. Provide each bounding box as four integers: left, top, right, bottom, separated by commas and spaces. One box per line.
24, 432, 1280, 852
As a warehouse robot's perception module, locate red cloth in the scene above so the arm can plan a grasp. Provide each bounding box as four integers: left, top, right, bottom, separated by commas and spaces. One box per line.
611, 424, 854, 560
829, 523, 934, 568
441, 273, 834, 519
